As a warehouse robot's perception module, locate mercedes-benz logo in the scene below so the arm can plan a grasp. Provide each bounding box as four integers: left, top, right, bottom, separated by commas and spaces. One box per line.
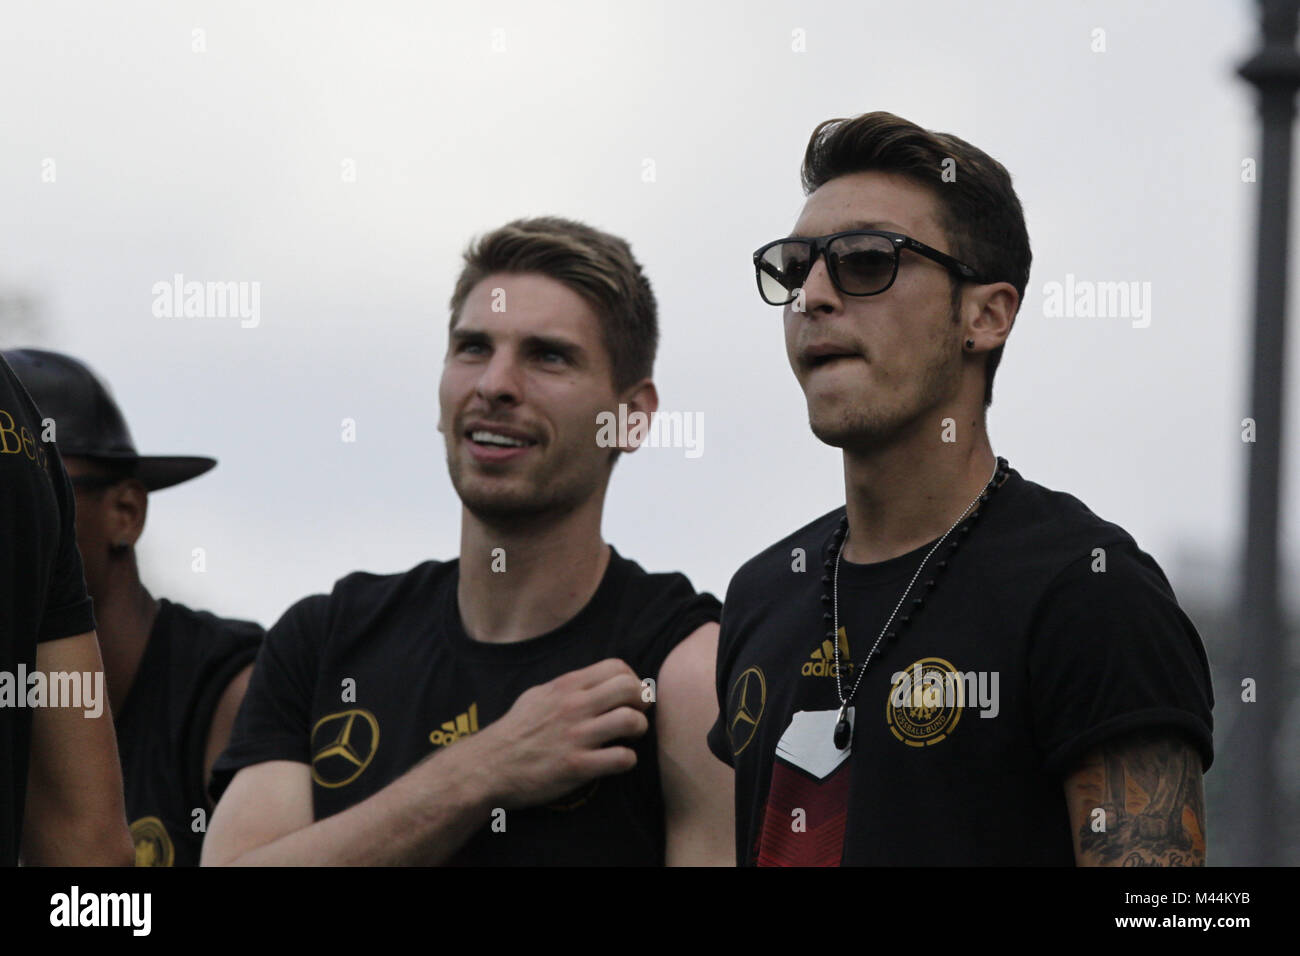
311, 709, 380, 788
727, 666, 766, 755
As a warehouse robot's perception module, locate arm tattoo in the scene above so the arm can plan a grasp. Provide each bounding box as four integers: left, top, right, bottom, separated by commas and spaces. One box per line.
1067, 730, 1207, 866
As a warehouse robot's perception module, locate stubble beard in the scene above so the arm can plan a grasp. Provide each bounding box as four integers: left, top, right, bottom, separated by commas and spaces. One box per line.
807, 315, 963, 454
445, 439, 604, 529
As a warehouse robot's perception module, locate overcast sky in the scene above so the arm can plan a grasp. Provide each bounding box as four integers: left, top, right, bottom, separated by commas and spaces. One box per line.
1, 0, 1295, 628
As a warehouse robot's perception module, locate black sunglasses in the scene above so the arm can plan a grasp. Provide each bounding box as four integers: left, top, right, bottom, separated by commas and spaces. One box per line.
753, 229, 987, 306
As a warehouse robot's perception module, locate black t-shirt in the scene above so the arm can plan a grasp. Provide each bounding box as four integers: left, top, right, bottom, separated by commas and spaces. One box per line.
707, 467, 1214, 866
116, 598, 263, 866
0, 355, 96, 866
212, 547, 720, 865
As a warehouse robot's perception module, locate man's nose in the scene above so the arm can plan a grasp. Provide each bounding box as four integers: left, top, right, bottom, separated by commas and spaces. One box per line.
793, 252, 842, 316
475, 350, 524, 405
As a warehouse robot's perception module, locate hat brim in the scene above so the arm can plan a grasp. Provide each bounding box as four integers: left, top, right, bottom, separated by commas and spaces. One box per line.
134, 456, 217, 491
80, 454, 218, 492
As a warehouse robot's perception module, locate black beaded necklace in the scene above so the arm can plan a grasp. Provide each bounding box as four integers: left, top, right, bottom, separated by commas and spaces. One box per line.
822, 457, 1011, 750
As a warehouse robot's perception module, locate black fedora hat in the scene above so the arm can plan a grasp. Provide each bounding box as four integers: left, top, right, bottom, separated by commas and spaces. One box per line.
3, 348, 216, 492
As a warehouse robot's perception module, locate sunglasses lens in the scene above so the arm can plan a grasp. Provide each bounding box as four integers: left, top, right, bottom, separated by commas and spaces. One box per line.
757, 242, 811, 304
828, 234, 896, 294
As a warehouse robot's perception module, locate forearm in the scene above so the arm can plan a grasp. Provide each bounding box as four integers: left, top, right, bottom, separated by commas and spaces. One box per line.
216, 745, 498, 866
666, 824, 734, 866
23, 634, 134, 866
1066, 731, 1207, 867
22, 812, 134, 866
208, 658, 650, 865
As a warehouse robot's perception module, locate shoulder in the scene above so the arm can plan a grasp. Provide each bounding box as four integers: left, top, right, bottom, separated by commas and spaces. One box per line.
999, 470, 1140, 555
607, 548, 719, 617
706, 507, 842, 677
329, 558, 452, 601
330, 559, 453, 604
728, 505, 843, 591
979, 469, 1204, 664
1024, 527, 1208, 683
239, 560, 454, 685
602, 548, 721, 670
983, 469, 1169, 599
148, 601, 264, 693
717, 505, 843, 625
154, 599, 262, 677
160, 599, 265, 647
274, 559, 454, 636
1001, 475, 1214, 773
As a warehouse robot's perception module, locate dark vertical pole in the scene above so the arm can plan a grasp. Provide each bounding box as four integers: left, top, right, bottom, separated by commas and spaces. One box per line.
1232, 0, 1300, 867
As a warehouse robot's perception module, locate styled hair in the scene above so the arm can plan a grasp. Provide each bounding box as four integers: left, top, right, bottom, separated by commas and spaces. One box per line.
801, 111, 1032, 407
447, 216, 658, 392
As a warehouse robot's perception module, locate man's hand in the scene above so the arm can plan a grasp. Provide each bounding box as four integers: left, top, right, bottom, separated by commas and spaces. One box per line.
205, 657, 650, 866
457, 657, 651, 809
1064, 728, 1207, 866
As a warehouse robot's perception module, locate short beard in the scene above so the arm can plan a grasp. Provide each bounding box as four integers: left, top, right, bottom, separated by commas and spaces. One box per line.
445, 448, 607, 531
454, 478, 580, 530
808, 293, 964, 452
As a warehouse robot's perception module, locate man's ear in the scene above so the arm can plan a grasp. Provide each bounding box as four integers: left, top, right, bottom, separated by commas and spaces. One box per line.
618, 379, 659, 453
105, 479, 149, 548
964, 281, 1019, 350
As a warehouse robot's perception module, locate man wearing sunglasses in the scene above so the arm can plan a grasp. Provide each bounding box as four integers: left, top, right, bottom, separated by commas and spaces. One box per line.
708, 111, 1213, 866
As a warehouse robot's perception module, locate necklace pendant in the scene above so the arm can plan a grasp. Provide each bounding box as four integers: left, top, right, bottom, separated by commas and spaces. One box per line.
833, 704, 852, 750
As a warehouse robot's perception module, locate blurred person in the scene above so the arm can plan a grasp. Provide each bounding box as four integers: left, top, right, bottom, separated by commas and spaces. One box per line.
5, 348, 263, 867
204, 217, 732, 865
0, 353, 132, 865
711, 111, 1212, 866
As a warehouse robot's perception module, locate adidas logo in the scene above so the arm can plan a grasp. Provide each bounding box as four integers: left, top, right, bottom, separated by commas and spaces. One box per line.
801, 630, 854, 678
429, 702, 479, 747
